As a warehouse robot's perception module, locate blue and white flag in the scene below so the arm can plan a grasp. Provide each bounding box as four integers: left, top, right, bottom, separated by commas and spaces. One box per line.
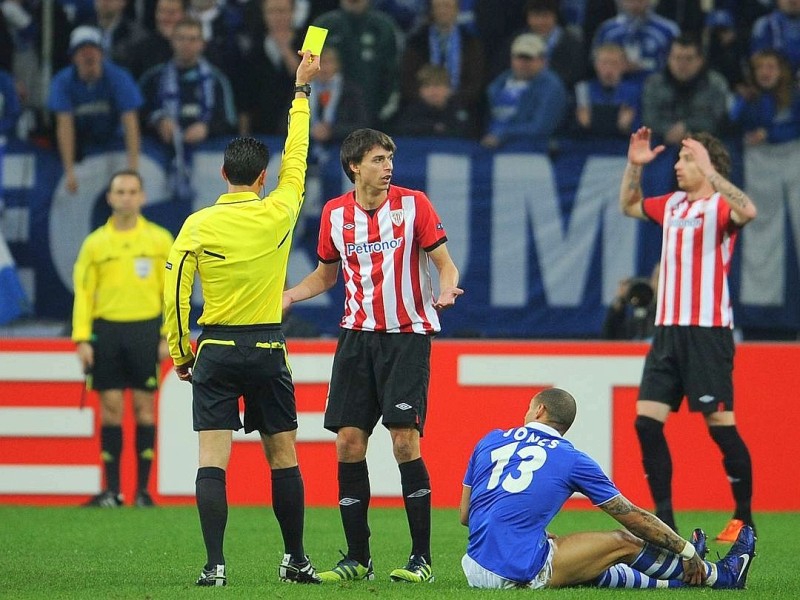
0, 230, 29, 325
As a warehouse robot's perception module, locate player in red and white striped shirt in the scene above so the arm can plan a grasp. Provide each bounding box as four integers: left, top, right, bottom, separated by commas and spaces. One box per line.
619, 127, 758, 543
284, 128, 462, 583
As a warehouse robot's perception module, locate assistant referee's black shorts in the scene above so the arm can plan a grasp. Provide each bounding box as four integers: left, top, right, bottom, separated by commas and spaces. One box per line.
324, 328, 432, 436
639, 325, 735, 413
191, 324, 297, 434
91, 317, 161, 391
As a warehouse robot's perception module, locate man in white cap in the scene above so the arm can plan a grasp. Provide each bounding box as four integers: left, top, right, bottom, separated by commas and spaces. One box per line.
47, 25, 143, 194
481, 32, 567, 148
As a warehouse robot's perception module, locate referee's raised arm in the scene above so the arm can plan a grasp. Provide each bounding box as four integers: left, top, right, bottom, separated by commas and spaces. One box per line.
160, 48, 326, 588
269, 50, 321, 213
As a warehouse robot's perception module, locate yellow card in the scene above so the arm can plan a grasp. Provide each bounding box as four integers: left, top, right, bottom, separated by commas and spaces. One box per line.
301, 26, 328, 56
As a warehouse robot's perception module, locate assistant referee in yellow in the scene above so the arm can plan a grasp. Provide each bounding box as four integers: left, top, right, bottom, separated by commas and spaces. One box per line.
162, 50, 321, 587
72, 169, 174, 509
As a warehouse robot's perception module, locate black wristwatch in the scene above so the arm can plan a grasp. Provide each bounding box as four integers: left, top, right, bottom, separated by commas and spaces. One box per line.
294, 83, 311, 97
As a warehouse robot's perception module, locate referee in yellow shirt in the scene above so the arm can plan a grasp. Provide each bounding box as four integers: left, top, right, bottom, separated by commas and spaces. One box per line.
72, 169, 174, 508
163, 50, 321, 587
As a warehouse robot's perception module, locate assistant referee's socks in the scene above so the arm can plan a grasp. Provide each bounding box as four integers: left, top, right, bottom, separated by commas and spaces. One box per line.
100, 425, 122, 493
136, 424, 155, 492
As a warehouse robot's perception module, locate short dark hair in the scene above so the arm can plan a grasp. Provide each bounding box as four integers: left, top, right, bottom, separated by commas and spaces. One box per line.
173, 16, 202, 35
525, 0, 559, 15
535, 387, 577, 432
108, 169, 143, 191
223, 137, 270, 185
690, 132, 731, 179
416, 63, 450, 87
340, 128, 396, 183
671, 33, 703, 55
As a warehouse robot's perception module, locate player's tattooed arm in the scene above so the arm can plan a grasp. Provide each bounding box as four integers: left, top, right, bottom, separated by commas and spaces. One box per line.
603, 495, 634, 515
681, 136, 756, 224
604, 492, 708, 585
626, 165, 643, 190
601, 495, 686, 555
706, 172, 757, 224
619, 163, 646, 219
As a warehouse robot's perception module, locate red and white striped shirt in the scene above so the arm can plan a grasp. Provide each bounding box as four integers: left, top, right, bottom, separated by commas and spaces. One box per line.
643, 191, 740, 328
317, 185, 448, 333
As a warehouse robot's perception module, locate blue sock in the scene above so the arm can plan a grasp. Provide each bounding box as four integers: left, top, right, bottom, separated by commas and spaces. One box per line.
627, 543, 716, 586
630, 542, 685, 580
595, 564, 684, 588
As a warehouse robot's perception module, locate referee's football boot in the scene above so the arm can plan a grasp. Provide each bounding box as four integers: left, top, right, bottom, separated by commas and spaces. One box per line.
278, 554, 321, 584
317, 552, 375, 582
389, 554, 434, 583
196, 564, 226, 587
713, 525, 756, 589
690, 528, 709, 560
82, 490, 123, 508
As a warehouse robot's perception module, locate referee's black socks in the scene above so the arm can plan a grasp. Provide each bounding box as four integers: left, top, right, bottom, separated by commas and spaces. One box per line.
271, 465, 306, 562
196, 466, 227, 568
136, 424, 155, 492
100, 425, 122, 494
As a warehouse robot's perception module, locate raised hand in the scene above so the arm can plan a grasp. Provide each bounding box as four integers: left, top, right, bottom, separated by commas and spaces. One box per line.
295, 50, 321, 84
681, 137, 713, 176
628, 127, 665, 166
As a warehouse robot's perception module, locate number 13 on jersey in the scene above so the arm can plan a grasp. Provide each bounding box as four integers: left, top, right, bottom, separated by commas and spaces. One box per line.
487, 427, 560, 493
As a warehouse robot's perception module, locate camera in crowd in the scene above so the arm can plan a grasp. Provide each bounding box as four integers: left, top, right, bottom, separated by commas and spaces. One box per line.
625, 277, 654, 309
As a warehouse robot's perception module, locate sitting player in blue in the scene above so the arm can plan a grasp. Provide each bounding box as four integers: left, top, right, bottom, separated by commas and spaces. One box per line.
460, 387, 756, 590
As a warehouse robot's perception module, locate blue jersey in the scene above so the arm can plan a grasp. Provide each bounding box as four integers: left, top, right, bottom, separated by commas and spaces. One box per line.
593, 13, 679, 75
751, 11, 800, 73
48, 60, 143, 149
574, 77, 642, 135
730, 90, 800, 144
0, 69, 21, 136
463, 422, 620, 583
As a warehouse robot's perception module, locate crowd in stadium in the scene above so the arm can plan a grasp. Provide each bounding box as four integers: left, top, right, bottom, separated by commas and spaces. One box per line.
1, 0, 800, 339
1, 0, 799, 154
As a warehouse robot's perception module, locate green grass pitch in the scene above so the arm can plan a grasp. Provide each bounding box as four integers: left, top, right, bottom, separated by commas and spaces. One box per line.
1, 506, 799, 598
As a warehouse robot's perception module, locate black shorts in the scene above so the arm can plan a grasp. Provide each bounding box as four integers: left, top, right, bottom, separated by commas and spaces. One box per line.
639, 326, 735, 413
324, 328, 431, 436
91, 318, 161, 391
191, 324, 297, 434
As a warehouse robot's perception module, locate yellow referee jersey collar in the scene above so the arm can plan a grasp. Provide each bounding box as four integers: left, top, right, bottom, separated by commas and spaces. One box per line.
104, 214, 145, 232
215, 191, 261, 204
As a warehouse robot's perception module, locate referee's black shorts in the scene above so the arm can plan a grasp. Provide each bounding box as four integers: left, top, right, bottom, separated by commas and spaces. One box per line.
324, 328, 432, 436
91, 317, 161, 392
191, 324, 297, 434
639, 325, 735, 414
